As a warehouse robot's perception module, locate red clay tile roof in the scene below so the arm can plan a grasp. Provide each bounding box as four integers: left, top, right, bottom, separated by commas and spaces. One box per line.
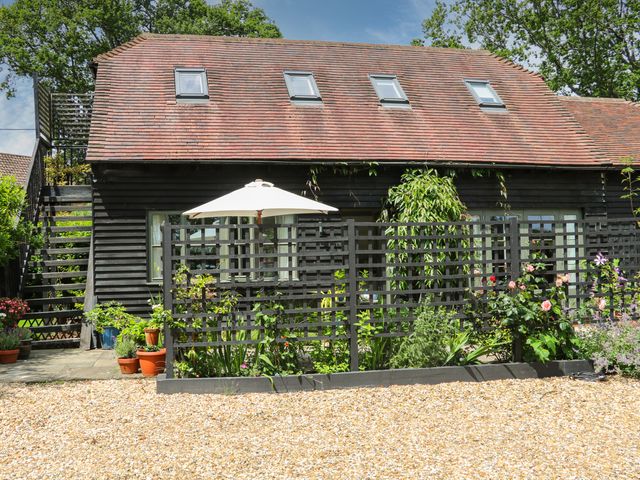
87, 34, 604, 167
0, 152, 31, 187
559, 96, 640, 165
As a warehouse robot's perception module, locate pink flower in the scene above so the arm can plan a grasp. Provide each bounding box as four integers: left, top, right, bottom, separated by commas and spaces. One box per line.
240, 363, 248, 369
597, 298, 606, 311
519, 285, 526, 291
508, 281, 516, 289
555, 279, 563, 288
526, 264, 535, 273
541, 300, 552, 312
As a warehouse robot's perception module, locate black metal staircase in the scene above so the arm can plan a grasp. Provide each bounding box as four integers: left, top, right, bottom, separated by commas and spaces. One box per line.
21, 186, 92, 348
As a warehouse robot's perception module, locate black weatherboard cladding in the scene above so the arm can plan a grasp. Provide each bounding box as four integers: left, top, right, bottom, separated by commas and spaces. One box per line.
92, 163, 618, 313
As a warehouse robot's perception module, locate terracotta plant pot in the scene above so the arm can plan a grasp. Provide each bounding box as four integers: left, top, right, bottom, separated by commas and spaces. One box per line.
18, 340, 32, 360
144, 328, 160, 347
137, 348, 166, 377
117, 357, 140, 375
0, 349, 20, 364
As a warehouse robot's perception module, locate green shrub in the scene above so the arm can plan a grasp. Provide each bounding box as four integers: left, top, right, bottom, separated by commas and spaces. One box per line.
85, 301, 132, 333
390, 305, 460, 369
577, 322, 640, 378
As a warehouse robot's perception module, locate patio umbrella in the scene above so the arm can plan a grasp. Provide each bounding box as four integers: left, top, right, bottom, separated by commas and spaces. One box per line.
183, 179, 338, 222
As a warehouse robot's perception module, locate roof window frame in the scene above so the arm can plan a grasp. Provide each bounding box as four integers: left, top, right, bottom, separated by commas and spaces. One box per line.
283, 71, 322, 104
464, 79, 505, 108
174, 67, 209, 102
369, 74, 410, 107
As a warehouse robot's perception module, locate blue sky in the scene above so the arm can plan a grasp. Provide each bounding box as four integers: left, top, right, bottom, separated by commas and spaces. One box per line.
0, 0, 436, 156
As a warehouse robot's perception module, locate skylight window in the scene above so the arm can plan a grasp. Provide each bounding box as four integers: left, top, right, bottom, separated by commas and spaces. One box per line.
369, 74, 409, 105
465, 80, 504, 108
283, 71, 322, 103
175, 68, 208, 100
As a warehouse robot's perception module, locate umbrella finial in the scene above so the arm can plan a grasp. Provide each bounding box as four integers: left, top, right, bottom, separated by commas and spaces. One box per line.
246, 179, 274, 188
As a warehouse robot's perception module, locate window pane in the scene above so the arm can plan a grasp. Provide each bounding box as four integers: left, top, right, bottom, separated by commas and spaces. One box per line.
150, 213, 164, 245
150, 246, 163, 281
468, 81, 502, 105
375, 79, 402, 99
289, 75, 315, 96
179, 72, 204, 95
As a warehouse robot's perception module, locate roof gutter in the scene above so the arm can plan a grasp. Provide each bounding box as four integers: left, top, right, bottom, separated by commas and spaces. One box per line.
88, 158, 620, 172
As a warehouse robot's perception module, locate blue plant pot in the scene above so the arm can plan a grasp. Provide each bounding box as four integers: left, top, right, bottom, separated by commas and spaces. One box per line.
101, 327, 120, 350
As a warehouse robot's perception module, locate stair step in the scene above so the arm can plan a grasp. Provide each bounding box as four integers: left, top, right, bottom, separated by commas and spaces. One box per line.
42, 195, 92, 202
46, 225, 92, 233
23, 283, 86, 292
29, 322, 83, 333
27, 296, 84, 306
44, 216, 92, 224
42, 205, 92, 213
32, 338, 81, 349
29, 259, 88, 267
43, 247, 90, 255
23, 310, 83, 320
36, 270, 88, 280
47, 236, 91, 245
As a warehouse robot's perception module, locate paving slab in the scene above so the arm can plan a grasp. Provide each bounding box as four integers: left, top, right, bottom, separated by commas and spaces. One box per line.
0, 348, 143, 383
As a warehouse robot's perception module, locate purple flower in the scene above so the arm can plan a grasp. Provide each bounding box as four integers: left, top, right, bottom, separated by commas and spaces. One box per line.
594, 252, 608, 266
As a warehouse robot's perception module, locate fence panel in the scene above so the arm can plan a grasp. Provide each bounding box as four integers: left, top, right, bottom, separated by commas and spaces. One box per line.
163, 217, 640, 376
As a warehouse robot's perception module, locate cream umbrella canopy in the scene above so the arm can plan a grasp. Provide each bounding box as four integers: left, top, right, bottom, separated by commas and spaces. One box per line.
183, 179, 338, 222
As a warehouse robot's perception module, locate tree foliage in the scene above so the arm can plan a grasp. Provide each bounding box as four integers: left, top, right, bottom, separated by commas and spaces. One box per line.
0, 0, 281, 96
413, 0, 640, 101
0, 175, 32, 266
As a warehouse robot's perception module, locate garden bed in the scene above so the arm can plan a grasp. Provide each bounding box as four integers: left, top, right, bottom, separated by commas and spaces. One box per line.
156, 359, 593, 394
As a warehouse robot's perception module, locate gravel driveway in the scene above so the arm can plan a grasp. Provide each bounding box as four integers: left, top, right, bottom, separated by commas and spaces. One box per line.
1, 377, 639, 479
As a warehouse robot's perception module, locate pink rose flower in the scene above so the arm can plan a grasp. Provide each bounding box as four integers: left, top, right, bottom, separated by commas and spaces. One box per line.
519, 285, 526, 291
541, 300, 552, 312
508, 281, 516, 289
526, 264, 535, 273
597, 298, 606, 311
555, 279, 563, 288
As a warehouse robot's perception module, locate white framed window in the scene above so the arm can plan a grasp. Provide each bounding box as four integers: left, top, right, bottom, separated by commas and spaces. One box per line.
369, 74, 409, 106
175, 68, 208, 100
469, 209, 582, 300
283, 71, 322, 103
465, 79, 504, 108
147, 212, 297, 283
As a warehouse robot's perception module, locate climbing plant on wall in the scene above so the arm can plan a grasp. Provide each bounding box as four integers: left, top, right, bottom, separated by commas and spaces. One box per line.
379, 168, 469, 294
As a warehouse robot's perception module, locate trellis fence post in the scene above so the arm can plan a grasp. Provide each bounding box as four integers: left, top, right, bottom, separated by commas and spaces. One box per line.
509, 216, 523, 362
347, 219, 359, 371
162, 222, 175, 378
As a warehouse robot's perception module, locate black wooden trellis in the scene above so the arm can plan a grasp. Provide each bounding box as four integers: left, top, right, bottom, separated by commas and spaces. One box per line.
162, 217, 640, 378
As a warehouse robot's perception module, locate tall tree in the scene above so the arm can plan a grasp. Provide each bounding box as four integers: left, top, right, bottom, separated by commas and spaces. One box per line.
413, 0, 640, 101
0, 0, 281, 96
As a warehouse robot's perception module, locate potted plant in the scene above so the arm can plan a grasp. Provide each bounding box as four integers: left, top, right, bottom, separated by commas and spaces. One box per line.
145, 297, 171, 347
114, 337, 139, 374
14, 327, 32, 360
0, 298, 30, 330
85, 301, 131, 349
0, 330, 21, 364
137, 344, 166, 377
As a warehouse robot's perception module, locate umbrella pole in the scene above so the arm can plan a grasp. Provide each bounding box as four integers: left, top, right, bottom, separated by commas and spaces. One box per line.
257, 210, 262, 225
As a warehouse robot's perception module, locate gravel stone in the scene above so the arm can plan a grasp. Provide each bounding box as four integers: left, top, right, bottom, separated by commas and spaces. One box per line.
1, 377, 639, 479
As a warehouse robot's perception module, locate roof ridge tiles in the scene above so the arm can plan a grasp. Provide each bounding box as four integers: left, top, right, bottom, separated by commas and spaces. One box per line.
93, 32, 495, 64
486, 52, 543, 80
94, 34, 150, 62
558, 95, 638, 107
